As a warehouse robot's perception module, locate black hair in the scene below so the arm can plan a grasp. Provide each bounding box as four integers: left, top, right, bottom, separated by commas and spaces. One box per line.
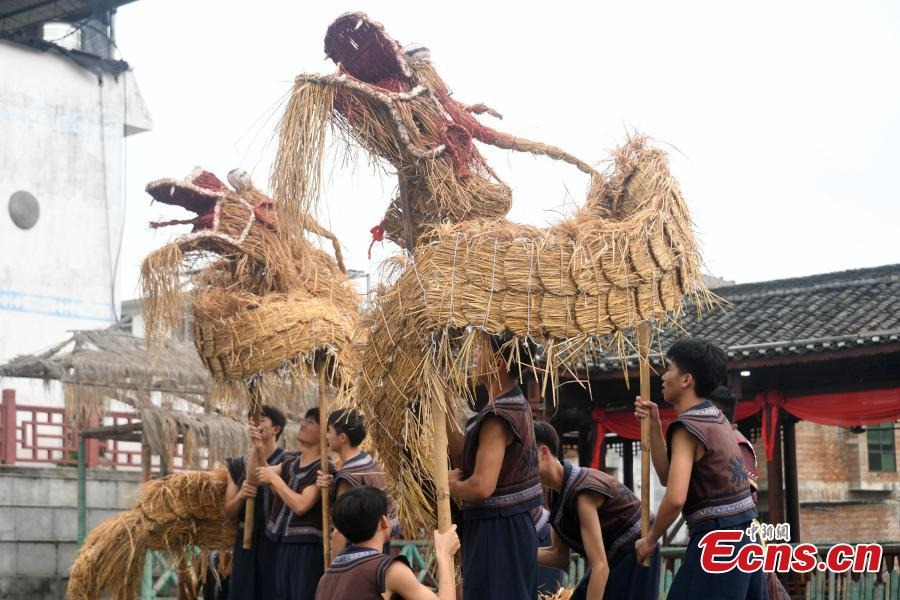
470, 383, 490, 413
534, 421, 560, 457
665, 338, 727, 398
328, 408, 366, 446
487, 333, 534, 383
708, 385, 736, 423
331, 486, 389, 544
305, 407, 320, 422
256, 405, 287, 441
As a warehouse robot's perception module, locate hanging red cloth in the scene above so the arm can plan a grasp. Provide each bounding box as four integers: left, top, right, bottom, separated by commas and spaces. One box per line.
755, 388, 900, 461
590, 407, 607, 469
782, 387, 900, 426
756, 391, 785, 462
589, 401, 764, 446
586, 387, 900, 464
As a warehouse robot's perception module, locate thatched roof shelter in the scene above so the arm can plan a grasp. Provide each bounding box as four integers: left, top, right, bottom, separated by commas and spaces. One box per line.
0, 326, 211, 418
0, 326, 311, 466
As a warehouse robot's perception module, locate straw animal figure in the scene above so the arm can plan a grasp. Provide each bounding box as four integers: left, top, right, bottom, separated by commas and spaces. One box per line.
140, 167, 360, 407
273, 13, 711, 534
138, 168, 359, 561
67, 470, 233, 600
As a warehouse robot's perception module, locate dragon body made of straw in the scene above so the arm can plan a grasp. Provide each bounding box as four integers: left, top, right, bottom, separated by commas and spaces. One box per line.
275, 13, 711, 533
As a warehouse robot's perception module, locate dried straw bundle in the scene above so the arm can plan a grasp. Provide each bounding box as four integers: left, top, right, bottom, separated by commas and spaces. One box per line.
191, 292, 355, 381
502, 290, 544, 337
67, 470, 235, 600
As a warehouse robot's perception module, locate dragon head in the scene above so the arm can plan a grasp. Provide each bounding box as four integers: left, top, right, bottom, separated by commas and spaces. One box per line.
147, 167, 277, 256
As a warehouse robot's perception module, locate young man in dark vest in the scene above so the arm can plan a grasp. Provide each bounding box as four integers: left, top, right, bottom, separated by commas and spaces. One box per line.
634, 338, 765, 599
316, 408, 399, 559
448, 336, 542, 599
223, 405, 290, 600
534, 421, 660, 600
315, 486, 460, 600
254, 407, 334, 600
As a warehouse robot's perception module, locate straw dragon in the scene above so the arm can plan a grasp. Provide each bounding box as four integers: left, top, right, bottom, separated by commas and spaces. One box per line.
273, 13, 711, 533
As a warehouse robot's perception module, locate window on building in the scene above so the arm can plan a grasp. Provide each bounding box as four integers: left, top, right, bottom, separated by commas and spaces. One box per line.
867, 422, 896, 472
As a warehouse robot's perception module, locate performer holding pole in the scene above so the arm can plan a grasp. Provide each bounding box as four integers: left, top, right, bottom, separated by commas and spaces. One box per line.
223, 404, 289, 599
449, 336, 542, 599
255, 407, 333, 600
634, 339, 764, 599
316, 408, 400, 559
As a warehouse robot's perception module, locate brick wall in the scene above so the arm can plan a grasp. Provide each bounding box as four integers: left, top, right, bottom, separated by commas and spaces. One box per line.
755, 420, 900, 543
801, 502, 900, 543
0, 466, 142, 599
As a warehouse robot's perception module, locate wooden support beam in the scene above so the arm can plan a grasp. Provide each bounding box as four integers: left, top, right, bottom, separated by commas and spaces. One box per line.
622, 439, 634, 492
766, 414, 785, 525
782, 418, 801, 541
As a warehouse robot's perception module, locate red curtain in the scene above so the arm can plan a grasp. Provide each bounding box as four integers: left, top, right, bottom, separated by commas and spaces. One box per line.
755, 387, 900, 461
587, 386, 900, 467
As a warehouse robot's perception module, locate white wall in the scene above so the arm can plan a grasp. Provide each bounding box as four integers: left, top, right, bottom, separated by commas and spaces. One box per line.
0, 40, 151, 362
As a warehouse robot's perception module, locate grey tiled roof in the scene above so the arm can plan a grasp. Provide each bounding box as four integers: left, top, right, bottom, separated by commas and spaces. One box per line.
588, 264, 900, 372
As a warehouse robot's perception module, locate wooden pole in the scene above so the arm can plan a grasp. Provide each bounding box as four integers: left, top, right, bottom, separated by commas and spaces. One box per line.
432, 408, 452, 532
242, 382, 265, 550
318, 366, 332, 567
397, 175, 452, 533
638, 322, 651, 567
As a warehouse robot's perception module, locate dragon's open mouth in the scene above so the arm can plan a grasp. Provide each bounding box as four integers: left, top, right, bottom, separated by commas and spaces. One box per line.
324, 12, 411, 89
147, 169, 225, 231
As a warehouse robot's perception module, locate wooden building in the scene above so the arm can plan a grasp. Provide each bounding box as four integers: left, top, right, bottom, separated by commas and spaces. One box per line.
546, 264, 900, 543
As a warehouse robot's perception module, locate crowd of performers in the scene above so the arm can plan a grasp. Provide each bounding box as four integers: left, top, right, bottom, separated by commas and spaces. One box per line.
214, 337, 789, 600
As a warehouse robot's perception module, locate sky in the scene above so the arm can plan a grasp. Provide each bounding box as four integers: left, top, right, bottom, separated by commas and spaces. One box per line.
113, 0, 900, 303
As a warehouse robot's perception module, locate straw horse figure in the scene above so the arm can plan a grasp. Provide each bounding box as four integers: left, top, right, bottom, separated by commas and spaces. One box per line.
273, 12, 710, 535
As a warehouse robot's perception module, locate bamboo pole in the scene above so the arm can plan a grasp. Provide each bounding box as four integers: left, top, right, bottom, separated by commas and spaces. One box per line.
638, 322, 651, 567
318, 366, 331, 568
242, 382, 265, 550
398, 176, 452, 533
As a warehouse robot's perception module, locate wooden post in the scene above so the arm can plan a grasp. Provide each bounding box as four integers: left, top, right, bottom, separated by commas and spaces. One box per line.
623, 439, 634, 492
319, 367, 332, 567
1, 389, 16, 465
783, 418, 801, 541
77, 434, 86, 546
242, 382, 265, 550
637, 322, 651, 567
141, 436, 152, 482
766, 414, 785, 526
398, 175, 452, 533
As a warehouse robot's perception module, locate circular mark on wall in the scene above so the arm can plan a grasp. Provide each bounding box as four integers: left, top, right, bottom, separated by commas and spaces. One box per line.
8, 191, 40, 230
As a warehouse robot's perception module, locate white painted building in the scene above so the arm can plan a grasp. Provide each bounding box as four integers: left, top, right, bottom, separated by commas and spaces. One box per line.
0, 5, 151, 363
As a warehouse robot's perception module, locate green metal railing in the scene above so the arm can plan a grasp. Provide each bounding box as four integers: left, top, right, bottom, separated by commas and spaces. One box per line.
540, 544, 900, 599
